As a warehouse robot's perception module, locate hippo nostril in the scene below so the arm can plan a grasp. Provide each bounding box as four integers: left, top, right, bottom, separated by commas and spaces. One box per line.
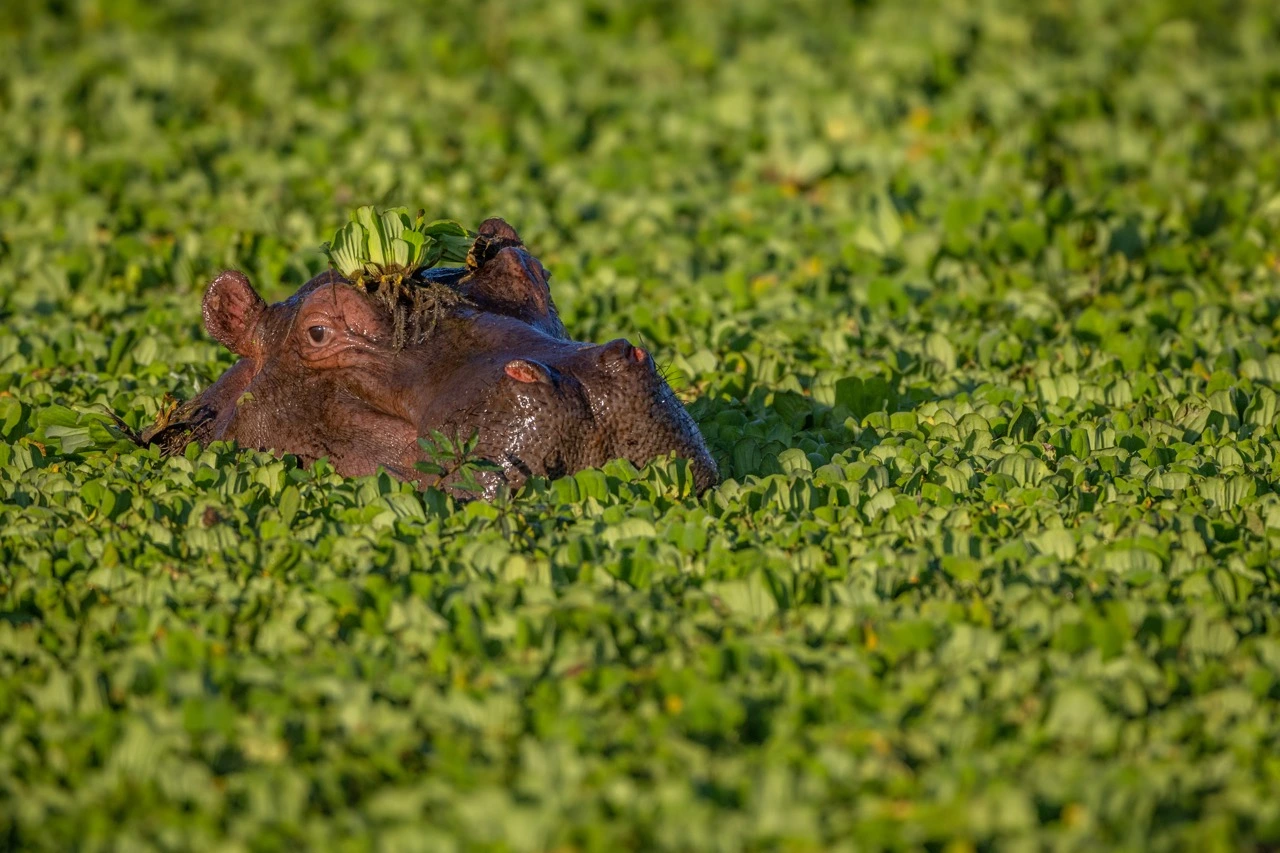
599, 338, 635, 364
632, 346, 648, 364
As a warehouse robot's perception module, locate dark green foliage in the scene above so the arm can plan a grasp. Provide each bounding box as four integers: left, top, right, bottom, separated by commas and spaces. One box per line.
3, 0, 1280, 850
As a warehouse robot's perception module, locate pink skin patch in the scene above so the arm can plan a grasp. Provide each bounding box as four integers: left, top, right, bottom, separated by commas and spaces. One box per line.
505, 360, 546, 384
633, 347, 648, 364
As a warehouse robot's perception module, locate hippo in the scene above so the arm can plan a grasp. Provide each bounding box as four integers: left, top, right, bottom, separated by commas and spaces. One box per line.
139, 218, 718, 497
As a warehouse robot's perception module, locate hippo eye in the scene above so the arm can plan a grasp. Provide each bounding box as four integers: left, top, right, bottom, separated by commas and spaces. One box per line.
307, 325, 329, 345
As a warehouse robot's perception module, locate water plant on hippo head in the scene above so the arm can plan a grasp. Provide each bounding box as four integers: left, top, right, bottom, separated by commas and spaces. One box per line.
138, 211, 718, 497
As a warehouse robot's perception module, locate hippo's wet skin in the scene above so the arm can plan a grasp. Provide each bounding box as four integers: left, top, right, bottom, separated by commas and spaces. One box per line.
143, 219, 718, 496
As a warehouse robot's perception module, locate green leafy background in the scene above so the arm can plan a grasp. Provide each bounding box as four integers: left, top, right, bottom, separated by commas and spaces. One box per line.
4, 0, 1280, 850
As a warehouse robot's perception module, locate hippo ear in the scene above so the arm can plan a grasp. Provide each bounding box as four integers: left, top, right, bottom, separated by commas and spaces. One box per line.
466, 218, 526, 272
478, 217, 522, 243
203, 271, 265, 357
462, 246, 567, 339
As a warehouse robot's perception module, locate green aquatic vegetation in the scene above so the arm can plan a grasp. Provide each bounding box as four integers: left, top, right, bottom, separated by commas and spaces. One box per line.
323, 206, 471, 285
3, 0, 1280, 850
323, 206, 473, 348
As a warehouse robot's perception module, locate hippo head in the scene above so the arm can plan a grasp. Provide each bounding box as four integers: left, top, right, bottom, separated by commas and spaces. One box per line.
143, 218, 718, 496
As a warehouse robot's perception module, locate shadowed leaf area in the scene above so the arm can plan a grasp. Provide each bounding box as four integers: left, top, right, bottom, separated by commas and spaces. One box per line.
3, 0, 1280, 850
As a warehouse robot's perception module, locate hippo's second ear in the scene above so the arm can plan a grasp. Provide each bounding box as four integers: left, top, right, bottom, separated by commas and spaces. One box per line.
466, 218, 526, 271
478, 217, 522, 243
203, 271, 265, 356
462, 246, 567, 339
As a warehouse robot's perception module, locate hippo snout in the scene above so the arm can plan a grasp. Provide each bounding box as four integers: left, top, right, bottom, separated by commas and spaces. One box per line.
557, 338, 719, 493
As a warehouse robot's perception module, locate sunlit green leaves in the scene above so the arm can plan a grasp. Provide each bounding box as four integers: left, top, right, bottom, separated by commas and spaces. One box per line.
4, 0, 1280, 849
322, 205, 472, 281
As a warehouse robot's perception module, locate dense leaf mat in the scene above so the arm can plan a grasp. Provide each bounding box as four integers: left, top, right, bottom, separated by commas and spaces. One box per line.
4, 0, 1280, 850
